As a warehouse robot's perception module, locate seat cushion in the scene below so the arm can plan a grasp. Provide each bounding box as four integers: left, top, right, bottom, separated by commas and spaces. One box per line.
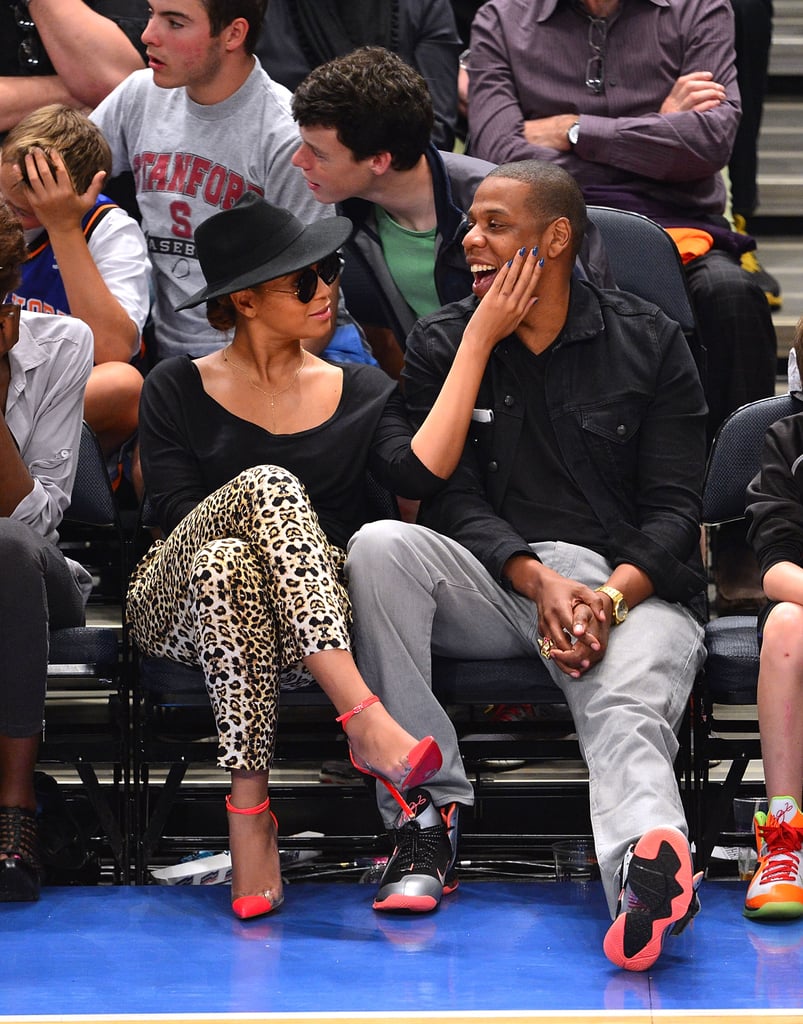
703, 615, 759, 705
138, 656, 325, 707
432, 656, 564, 705
49, 626, 119, 668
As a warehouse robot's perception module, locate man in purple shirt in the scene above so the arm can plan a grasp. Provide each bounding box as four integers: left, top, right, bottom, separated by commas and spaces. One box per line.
468, 0, 777, 442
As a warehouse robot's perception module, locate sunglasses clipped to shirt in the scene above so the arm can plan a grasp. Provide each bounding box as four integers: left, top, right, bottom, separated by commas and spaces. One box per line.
270, 251, 345, 304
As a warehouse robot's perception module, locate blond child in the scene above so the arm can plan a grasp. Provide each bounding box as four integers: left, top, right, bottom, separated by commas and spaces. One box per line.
0, 105, 150, 484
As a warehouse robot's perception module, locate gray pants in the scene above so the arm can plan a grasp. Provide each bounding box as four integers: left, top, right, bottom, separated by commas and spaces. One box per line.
345, 521, 705, 914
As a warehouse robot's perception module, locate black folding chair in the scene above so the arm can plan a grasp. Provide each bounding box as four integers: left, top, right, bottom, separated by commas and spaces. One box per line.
695, 392, 802, 868
45, 421, 130, 880
587, 205, 702, 376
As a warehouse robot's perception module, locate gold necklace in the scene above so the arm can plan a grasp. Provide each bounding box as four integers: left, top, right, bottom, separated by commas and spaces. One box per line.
223, 344, 306, 429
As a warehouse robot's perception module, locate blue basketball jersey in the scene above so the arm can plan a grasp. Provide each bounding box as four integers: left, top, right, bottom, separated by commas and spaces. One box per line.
11, 196, 117, 315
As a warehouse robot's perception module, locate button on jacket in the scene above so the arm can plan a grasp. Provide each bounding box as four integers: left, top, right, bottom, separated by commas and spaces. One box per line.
402, 280, 708, 619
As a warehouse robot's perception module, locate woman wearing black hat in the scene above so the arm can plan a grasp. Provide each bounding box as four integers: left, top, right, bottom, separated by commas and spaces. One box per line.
127, 192, 542, 920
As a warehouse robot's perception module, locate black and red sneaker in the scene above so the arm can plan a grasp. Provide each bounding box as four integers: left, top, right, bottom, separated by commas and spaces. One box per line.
603, 826, 701, 971
372, 787, 459, 913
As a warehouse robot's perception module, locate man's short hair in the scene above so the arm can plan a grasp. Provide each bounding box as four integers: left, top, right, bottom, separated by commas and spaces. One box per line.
487, 160, 588, 259
202, 0, 267, 54
2, 105, 112, 196
292, 46, 434, 171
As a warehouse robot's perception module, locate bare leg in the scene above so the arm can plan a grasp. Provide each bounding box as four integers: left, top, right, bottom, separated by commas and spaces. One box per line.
0, 734, 38, 812
227, 769, 282, 907
305, 649, 424, 782
757, 603, 803, 804
83, 362, 142, 457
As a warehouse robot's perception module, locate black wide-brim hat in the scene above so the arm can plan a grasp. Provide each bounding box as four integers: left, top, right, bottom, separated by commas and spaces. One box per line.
175, 192, 353, 310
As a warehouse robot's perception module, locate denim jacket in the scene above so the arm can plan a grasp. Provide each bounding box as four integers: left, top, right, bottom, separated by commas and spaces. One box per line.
403, 280, 708, 619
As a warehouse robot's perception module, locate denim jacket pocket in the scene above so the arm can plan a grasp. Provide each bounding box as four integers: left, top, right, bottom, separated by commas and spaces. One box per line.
579, 398, 648, 483
580, 399, 646, 444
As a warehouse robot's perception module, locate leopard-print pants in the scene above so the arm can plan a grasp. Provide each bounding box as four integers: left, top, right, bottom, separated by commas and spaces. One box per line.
127, 465, 351, 771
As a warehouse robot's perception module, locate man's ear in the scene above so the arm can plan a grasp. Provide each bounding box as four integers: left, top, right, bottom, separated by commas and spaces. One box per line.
368, 151, 394, 176
221, 17, 249, 52
544, 216, 573, 258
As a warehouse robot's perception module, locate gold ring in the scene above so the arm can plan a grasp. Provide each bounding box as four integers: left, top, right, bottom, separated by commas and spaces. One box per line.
538, 636, 554, 660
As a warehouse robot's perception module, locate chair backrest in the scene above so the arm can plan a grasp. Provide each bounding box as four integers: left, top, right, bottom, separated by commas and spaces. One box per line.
586, 206, 696, 335
702, 392, 802, 525
64, 421, 120, 529
365, 471, 400, 520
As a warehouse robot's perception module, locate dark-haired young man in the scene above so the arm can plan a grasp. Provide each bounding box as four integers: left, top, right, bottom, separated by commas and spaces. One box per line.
346, 160, 707, 973
292, 46, 611, 373
91, 0, 351, 361
291, 46, 494, 373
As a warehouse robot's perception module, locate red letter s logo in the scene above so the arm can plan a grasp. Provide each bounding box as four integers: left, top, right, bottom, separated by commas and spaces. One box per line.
170, 201, 192, 238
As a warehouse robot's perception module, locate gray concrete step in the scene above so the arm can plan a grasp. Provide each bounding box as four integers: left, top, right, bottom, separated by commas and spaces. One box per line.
769, 0, 803, 77
756, 0, 803, 217
753, 234, 803, 364
756, 1, 802, 218
755, 99, 803, 217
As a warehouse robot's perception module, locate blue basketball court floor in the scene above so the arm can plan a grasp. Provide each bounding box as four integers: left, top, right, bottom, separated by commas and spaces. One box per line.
3, 878, 803, 1023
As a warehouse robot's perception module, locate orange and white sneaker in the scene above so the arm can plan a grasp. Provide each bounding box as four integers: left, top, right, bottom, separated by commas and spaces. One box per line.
744, 796, 803, 921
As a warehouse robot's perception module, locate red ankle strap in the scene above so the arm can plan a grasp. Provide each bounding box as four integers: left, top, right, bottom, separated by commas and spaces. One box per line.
225, 794, 270, 816
336, 694, 380, 727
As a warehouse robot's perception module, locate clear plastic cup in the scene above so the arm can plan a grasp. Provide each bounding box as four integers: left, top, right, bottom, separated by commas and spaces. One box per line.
733, 796, 768, 881
552, 838, 599, 882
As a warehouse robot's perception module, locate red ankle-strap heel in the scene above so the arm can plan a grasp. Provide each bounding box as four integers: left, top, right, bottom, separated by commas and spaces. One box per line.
336, 696, 442, 819
226, 794, 283, 920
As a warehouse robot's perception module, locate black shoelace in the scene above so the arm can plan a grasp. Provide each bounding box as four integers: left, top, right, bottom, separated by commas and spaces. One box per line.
393, 820, 445, 870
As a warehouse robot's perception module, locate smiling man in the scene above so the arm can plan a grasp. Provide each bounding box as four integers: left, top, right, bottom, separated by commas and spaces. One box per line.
291, 46, 611, 376
90, 0, 345, 361
346, 160, 709, 973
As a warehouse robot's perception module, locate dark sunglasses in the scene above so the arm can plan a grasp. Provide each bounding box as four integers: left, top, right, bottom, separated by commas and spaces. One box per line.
265, 251, 344, 304
585, 16, 607, 95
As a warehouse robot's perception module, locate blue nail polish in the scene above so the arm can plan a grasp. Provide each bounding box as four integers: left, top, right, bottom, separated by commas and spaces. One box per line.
538, 257, 545, 267
532, 246, 539, 257
518, 246, 526, 256
507, 258, 513, 267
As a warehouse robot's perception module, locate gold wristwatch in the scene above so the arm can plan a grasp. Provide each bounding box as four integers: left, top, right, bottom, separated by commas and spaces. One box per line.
595, 585, 628, 625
